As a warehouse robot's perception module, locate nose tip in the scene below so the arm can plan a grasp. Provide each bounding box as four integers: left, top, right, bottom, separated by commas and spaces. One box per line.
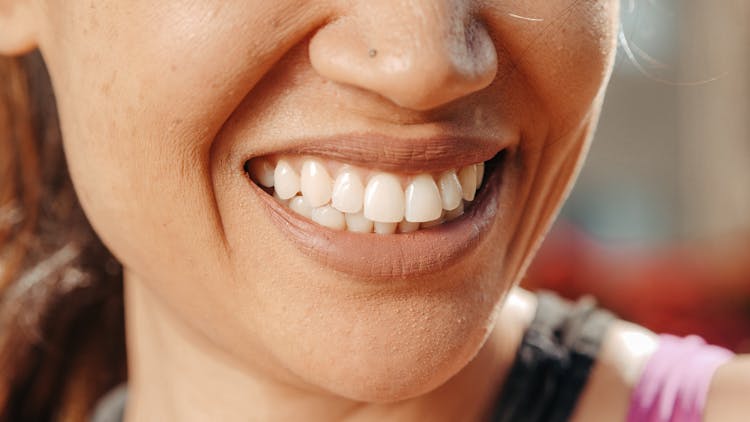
309, 13, 498, 111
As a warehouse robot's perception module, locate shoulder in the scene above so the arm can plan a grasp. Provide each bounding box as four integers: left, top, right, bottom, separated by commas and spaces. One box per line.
498, 287, 538, 333
494, 289, 649, 422
500, 290, 746, 422
570, 320, 658, 421
500, 288, 660, 422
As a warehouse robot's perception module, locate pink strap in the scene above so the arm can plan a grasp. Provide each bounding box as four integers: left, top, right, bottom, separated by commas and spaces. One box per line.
626, 334, 734, 422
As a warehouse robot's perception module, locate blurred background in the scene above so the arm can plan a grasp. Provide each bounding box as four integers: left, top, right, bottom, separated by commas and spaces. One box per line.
523, 0, 750, 352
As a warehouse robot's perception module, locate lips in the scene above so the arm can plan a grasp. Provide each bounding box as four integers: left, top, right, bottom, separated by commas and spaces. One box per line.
242, 134, 507, 279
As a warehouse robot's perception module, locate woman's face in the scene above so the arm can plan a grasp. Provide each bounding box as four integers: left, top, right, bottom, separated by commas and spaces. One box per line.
30, 0, 618, 401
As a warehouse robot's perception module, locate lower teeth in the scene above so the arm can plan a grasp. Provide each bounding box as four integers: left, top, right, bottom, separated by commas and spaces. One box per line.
273, 191, 471, 233
248, 156, 485, 234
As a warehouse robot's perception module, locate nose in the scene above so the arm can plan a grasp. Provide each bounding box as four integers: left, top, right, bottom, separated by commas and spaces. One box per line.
309, 1, 498, 111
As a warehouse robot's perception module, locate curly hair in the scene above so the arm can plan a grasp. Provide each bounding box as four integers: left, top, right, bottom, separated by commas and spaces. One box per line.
0, 51, 126, 422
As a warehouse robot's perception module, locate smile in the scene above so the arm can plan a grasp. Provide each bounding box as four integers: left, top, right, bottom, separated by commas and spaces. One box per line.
247, 155, 485, 233
242, 134, 508, 278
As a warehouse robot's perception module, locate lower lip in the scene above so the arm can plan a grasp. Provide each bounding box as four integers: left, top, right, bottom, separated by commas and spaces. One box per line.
247, 157, 504, 279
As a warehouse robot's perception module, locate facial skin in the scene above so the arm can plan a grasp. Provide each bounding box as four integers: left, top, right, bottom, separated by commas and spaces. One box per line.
2, 0, 619, 419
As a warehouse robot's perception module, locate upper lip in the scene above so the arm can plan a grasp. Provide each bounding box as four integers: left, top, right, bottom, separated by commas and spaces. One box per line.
240, 132, 509, 173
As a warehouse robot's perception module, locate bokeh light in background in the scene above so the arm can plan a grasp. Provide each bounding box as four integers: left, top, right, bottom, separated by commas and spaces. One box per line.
523, 0, 750, 351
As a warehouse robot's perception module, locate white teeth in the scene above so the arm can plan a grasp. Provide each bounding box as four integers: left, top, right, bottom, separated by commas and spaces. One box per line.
311, 205, 346, 230
476, 162, 485, 188
345, 212, 374, 233
274, 190, 290, 205
301, 159, 333, 208
438, 170, 463, 211
458, 165, 477, 201
274, 160, 300, 200
363, 173, 405, 223
398, 220, 420, 233
288, 196, 313, 219
404, 174, 443, 223
249, 159, 275, 188
445, 201, 464, 222
254, 156, 489, 233
332, 168, 364, 213
374, 221, 398, 235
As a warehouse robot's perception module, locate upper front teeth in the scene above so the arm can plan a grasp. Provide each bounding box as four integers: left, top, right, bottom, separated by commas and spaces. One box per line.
363, 173, 405, 223
332, 168, 365, 213
404, 174, 442, 223
248, 156, 485, 233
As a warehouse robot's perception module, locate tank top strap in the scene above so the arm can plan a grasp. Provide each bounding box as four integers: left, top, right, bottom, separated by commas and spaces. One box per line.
491, 291, 615, 422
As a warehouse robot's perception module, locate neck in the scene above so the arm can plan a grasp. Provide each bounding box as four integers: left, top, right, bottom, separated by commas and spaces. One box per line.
124, 273, 534, 422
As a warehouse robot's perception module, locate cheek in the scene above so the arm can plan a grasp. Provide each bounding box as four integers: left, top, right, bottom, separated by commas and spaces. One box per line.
35, 1, 302, 348
37, 1, 317, 284
478, 0, 619, 282
487, 0, 619, 132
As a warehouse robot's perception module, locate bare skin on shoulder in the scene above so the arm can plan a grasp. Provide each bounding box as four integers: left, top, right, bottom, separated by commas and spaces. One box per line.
0, 0, 747, 421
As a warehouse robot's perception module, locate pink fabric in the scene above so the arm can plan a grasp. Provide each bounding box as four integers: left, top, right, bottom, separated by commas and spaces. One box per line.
626, 334, 734, 422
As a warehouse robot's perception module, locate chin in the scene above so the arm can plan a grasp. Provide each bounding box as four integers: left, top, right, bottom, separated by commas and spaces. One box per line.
252, 264, 506, 403
306, 316, 493, 403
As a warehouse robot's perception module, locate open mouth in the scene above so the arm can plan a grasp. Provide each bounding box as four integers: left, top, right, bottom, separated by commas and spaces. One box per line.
240, 135, 507, 279
244, 154, 497, 234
